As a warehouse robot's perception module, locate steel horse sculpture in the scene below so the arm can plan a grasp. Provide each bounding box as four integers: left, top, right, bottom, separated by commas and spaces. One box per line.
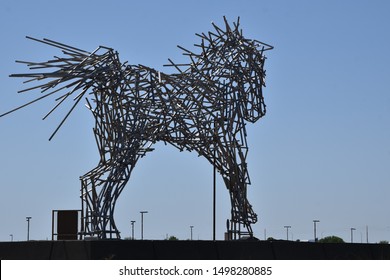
4, 17, 272, 239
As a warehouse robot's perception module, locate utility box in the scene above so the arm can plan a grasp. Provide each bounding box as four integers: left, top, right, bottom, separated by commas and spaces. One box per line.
52, 210, 81, 240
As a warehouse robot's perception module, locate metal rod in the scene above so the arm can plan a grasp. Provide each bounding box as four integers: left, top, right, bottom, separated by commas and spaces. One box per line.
140, 211, 148, 240
26, 217, 32, 241
131, 221, 135, 240
351, 227, 356, 243
284, 225, 291, 241
313, 220, 320, 242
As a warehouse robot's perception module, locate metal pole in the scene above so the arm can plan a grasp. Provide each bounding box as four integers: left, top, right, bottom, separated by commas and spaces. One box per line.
284, 226, 291, 241
190, 226, 194, 240
313, 220, 320, 242
213, 119, 217, 241
26, 217, 32, 241
51, 210, 55, 241
213, 157, 216, 241
351, 227, 356, 243
131, 221, 135, 240
81, 186, 85, 239
10, 234, 13, 242
140, 211, 148, 240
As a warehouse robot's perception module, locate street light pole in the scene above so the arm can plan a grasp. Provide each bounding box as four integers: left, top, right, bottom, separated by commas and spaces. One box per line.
10, 234, 13, 242
140, 211, 148, 240
350, 227, 356, 243
190, 226, 194, 240
213, 118, 217, 242
284, 226, 291, 241
313, 220, 320, 242
131, 221, 136, 240
26, 217, 32, 241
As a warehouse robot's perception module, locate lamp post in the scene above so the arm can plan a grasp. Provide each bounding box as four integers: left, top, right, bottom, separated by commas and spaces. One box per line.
350, 227, 356, 243
213, 156, 216, 241
140, 211, 148, 240
10, 234, 13, 242
213, 118, 217, 242
190, 226, 194, 240
313, 220, 320, 242
284, 226, 291, 241
26, 217, 32, 241
130, 220, 136, 240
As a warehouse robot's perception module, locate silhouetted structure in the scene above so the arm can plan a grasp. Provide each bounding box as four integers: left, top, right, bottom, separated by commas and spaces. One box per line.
3, 17, 272, 239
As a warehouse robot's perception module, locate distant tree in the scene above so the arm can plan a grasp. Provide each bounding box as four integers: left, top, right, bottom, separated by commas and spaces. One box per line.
166, 235, 179, 241
319, 236, 345, 243
379, 240, 389, 244
267, 237, 275, 241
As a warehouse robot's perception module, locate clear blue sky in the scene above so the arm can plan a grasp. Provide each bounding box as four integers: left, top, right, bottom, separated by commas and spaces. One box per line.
0, 0, 389, 242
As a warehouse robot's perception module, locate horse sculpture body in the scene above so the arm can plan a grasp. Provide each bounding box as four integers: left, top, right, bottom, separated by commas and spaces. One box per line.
4, 17, 272, 239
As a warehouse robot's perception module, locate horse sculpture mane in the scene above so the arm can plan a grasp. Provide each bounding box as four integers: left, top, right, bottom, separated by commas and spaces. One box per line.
3, 17, 273, 239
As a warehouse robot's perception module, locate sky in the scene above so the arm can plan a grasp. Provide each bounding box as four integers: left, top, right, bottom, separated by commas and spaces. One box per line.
0, 0, 389, 243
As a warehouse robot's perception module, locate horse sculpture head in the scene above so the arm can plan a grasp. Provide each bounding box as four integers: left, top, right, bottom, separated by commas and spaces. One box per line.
170, 17, 273, 124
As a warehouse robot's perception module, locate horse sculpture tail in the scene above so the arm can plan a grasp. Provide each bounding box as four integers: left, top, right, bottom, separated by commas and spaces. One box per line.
3, 36, 120, 140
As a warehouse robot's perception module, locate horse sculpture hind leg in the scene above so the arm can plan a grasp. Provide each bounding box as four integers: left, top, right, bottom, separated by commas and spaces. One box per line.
80, 163, 125, 239
80, 149, 134, 239
80, 69, 157, 239
80, 132, 153, 239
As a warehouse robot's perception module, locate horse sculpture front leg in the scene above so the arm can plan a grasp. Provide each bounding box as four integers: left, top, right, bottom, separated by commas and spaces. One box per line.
214, 134, 257, 240
223, 165, 257, 239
